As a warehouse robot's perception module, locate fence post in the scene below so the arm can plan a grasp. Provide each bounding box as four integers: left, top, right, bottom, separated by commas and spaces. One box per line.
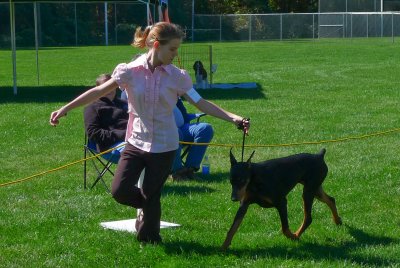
367, 13, 369, 38
280, 14, 282, 40
114, 3, 117, 45
219, 15, 222, 42
392, 12, 394, 43
74, 3, 78, 46
10, 1, 17, 95
350, 13, 353, 38
104, 2, 108, 46
249, 15, 252, 42
209, 45, 213, 87
343, 13, 345, 38
312, 13, 315, 40
34, 2, 40, 85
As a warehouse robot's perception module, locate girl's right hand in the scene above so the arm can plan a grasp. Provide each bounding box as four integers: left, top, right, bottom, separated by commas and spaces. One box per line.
49, 108, 67, 126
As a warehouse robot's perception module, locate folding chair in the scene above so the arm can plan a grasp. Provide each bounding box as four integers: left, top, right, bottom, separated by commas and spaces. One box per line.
83, 134, 126, 193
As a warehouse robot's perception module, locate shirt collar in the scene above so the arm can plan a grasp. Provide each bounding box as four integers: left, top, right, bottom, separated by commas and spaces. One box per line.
130, 53, 173, 75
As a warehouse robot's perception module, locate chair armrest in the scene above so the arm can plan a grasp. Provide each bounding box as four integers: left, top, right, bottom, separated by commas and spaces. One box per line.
187, 113, 207, 123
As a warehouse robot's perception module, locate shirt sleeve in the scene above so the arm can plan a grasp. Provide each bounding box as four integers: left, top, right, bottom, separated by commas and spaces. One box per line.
176, 69, 194, 96
112, 63, 131, 89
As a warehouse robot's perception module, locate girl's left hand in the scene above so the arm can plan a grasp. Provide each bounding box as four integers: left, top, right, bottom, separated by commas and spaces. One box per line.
236, 117, 250, 135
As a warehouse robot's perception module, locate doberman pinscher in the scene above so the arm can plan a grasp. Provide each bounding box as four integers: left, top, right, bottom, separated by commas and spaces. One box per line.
222, 148, 342, 250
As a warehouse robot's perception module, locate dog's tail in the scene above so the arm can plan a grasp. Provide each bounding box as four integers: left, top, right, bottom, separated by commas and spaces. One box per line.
318, 148, 326, 158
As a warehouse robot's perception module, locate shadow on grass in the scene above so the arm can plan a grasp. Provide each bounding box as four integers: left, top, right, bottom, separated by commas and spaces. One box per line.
197, 83, 266, 100
163, 224, 399, 266
1, 83, 266, 103
194, 171, 229, 184
162, 183, 215, 196
0, 86, 88, 103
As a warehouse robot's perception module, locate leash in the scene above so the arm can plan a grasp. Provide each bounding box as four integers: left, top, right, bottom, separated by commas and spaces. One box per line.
238, 118, 250, 161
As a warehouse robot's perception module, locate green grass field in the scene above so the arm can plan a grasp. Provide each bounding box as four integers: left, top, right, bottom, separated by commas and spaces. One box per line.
1, 39, 400, 267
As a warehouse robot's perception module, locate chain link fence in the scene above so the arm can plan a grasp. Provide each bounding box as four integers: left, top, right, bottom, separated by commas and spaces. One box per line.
193, 12, 400, 42
2, 2, 400, 47
0, 1, 151, 48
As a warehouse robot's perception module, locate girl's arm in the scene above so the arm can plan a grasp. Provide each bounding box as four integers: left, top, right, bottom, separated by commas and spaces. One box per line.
49, 78, 119, 126
185, 97, 250, 134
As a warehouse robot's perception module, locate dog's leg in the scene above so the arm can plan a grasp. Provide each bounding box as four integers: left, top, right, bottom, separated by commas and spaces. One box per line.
315, 186, 342, 225
221, 203, 249, 250
294, 189, 315, 238
276, 198, 297, 240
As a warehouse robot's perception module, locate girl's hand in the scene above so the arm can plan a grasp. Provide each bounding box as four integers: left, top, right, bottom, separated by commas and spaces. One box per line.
49, 108, 68, 126
236, 117, 250, 135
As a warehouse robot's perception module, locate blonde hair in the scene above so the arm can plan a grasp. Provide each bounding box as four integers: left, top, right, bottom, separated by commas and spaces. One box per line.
132, 22, 185, 49
96, 73, 111, 86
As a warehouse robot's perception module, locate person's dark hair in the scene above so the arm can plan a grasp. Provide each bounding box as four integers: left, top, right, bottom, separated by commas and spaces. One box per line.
96, 74, 111, 86
132, 22, 185, 49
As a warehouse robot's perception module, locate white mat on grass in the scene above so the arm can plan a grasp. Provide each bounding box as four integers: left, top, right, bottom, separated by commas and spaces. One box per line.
100, 219, 180, 233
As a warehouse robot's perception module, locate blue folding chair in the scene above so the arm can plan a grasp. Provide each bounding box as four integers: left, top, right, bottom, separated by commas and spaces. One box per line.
83, 135, 126, 193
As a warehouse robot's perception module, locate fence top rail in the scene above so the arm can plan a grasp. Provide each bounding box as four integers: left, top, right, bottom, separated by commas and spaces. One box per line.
195, 11, 400, 17
8, 1, 149, 4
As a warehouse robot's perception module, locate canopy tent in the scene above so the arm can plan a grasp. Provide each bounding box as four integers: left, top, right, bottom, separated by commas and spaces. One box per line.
8, 0, 152, 95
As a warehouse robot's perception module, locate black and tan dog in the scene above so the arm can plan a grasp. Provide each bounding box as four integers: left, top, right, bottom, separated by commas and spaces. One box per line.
222, 149, 342, 250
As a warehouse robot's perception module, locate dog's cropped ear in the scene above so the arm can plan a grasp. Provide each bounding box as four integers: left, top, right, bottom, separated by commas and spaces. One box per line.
246, 151, 256, 166
230, 148, 237, 165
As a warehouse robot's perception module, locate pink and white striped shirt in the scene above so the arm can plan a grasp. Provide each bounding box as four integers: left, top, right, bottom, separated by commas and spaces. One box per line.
112, 54, 192, 153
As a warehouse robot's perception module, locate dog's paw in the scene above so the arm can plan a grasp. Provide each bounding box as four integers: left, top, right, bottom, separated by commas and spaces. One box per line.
334, 216, 343, 225
221, 244, 229, 251
283, 229, 299, 240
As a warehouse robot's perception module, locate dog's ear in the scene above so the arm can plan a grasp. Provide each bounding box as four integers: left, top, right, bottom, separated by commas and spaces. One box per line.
230, 148, 237, 165
246, 150, 255, 165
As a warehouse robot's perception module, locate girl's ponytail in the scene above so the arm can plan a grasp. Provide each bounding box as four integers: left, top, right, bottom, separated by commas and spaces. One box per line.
132, 26, 151, 48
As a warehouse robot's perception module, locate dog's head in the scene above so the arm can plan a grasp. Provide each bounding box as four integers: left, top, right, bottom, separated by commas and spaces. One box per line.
193, 60, 204, 72
229, 149, 255, 202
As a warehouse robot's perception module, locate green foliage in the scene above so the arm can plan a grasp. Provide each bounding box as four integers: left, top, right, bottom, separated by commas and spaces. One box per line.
1, 39, 400, 266
196, 0, 271, 14
269, 0, 318, 12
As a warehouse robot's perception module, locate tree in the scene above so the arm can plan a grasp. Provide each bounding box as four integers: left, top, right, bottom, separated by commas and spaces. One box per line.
195, 0, 271, 14
268, 0, 317, 13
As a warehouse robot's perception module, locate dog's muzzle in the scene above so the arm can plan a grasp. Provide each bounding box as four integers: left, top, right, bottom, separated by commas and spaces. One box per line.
231, 187, 240, 201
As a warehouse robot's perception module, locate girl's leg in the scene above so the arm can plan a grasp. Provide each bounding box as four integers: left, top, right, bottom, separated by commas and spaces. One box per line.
136, 150, 176, 243
111, 143, 146, 208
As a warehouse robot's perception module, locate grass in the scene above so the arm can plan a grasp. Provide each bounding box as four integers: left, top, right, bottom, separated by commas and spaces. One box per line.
1, 38, 400, 267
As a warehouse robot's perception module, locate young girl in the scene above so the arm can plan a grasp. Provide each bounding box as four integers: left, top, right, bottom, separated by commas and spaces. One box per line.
49, 22, 250, 244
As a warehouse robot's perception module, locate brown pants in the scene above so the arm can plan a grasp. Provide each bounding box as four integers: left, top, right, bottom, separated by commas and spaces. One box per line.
111, 143, 176, 242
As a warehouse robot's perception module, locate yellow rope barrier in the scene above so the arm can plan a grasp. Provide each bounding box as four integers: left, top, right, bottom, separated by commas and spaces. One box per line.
180, 127, 400, 148
0, 143, 126, 188
1, 127, 400, 188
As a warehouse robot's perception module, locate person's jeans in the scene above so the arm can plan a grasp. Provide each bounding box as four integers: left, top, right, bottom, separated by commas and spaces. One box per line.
172, 122, 214, 172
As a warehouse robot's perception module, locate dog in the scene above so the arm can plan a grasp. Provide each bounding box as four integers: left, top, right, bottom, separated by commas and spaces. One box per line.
221, 149, 342, 250
193, 60, 208, 89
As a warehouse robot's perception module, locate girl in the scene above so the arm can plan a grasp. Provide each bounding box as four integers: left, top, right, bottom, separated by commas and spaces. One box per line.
50, 22, 250, 244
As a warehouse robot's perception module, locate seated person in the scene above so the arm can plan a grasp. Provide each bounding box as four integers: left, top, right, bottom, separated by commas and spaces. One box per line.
171, 98, 214, 180
84, 74, 128, 152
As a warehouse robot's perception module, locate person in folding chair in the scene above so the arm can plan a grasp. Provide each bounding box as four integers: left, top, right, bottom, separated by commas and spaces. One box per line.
171, 98, 213, 181
83, 74, 128, 191
49, 22, 250, 245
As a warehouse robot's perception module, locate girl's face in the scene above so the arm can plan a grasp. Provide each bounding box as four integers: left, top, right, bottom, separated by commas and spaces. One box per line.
156, 38, 181, 65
